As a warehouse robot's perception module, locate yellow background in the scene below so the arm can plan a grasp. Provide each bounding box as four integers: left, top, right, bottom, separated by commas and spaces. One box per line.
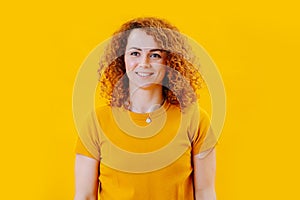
1, 0, 299, 199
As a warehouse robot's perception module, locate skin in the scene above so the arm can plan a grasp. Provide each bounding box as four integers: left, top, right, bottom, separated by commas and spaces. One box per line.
194, 149, 217, 200
74, 155, 99, 200
74, 28, 216, 200
124, 29, 167, 113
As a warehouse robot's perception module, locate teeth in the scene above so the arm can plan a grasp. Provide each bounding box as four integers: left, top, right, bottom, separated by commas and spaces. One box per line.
136, 72, 153, 77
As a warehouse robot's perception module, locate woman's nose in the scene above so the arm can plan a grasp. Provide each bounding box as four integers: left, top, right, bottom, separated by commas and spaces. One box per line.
139, 54, 150, 67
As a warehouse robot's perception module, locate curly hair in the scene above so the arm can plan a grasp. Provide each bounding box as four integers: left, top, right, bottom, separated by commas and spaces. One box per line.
98, 17, 203, 111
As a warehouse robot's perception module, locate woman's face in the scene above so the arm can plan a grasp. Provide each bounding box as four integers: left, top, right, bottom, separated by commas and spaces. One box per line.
124, 29, 167, 90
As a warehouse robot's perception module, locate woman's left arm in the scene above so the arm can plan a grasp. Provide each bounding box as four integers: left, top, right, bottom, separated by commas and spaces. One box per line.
193, 148, 217, 200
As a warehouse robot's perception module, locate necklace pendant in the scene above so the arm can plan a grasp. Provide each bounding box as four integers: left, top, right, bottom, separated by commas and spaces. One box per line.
146, 117, 152, 123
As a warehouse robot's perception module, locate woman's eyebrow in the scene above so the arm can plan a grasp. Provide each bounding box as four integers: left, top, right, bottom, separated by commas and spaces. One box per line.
149, 49, 165, 52
127, 47, 165, 52
128, 47, 142, 51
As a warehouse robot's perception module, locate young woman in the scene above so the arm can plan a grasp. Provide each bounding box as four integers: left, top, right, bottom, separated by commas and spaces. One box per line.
74, 17, 217, 200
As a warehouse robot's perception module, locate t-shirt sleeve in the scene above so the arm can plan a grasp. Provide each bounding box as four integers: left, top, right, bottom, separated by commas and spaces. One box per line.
191, 107, 218, 156
75, 136, 96, 159
75, 110, 101, 160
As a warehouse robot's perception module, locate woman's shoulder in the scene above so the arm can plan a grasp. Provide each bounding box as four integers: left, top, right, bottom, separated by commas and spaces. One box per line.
95, 104, 112, 113
181, 101, 209, 114
93, 104, 115, 120
94, 104, 128, 121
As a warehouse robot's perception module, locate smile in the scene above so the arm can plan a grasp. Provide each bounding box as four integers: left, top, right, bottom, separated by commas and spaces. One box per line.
135, 72, 154, 77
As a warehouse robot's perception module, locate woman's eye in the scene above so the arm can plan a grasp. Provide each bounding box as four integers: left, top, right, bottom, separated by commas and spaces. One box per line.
130, 52, 140, 56
150, 53, 162, 58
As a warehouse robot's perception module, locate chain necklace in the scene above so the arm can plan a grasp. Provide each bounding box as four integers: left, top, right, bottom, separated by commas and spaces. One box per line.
129, 98, 165, 124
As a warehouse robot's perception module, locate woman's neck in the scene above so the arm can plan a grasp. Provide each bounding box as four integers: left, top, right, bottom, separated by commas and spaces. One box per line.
129, 85, 164, 113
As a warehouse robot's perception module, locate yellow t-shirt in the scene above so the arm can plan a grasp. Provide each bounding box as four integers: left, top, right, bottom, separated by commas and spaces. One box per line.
75, 102, 216, 200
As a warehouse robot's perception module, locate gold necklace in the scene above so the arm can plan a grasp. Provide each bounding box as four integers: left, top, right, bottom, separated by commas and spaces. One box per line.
129, 98, 165, 124
145, 115, 152, 123
145, 99, 165, 123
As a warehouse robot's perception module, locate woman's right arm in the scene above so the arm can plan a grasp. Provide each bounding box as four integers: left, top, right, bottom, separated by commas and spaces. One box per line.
74, 154, 100, 200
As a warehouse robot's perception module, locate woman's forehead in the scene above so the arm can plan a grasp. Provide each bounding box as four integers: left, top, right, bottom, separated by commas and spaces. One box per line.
126, 29, 161, 49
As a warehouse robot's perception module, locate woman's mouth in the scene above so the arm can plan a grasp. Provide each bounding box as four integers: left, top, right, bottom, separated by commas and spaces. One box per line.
135, 72, 154, 77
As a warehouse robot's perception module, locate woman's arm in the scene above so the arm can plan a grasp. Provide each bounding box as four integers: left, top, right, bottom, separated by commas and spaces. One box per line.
193, 148, 217, 200
74, 154, 100, 200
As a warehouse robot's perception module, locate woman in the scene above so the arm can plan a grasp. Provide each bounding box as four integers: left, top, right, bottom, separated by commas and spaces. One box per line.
74, 17, 217, 200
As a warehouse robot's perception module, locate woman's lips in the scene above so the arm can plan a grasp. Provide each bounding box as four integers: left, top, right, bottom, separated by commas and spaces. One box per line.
135, 72, 154, 77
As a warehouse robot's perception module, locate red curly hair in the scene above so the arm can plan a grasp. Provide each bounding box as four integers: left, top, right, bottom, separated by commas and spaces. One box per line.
98, 17, 203, 111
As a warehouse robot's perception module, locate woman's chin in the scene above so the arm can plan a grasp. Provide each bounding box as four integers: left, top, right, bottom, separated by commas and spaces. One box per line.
130, 81, 163, 90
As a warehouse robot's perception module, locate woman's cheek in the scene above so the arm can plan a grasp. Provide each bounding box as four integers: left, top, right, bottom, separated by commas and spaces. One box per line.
127, 65, 134, 72
125, 59, 135, 72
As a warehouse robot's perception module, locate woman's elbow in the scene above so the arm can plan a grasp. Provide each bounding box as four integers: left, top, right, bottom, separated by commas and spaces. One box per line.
74, 192, 97, 200
195, 186, 216, 200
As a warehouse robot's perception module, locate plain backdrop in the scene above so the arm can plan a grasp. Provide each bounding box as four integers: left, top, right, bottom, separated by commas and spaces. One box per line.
0, 0, 299, 199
